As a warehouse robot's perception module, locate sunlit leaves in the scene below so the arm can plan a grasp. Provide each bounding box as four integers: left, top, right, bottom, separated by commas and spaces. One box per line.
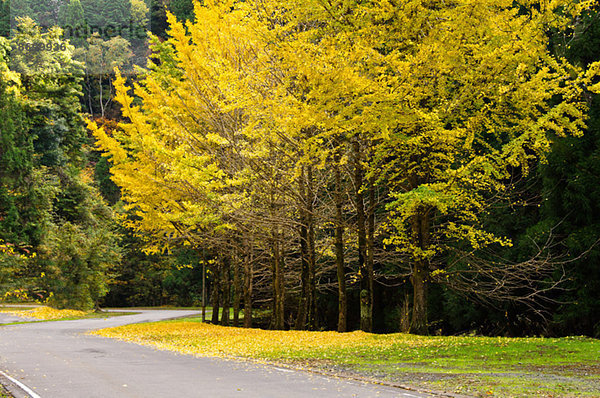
93, 320, 599, 370
1, 306, 88, 320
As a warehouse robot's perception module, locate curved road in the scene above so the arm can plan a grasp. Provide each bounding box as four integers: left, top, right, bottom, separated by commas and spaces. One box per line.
0, 310, 433, 398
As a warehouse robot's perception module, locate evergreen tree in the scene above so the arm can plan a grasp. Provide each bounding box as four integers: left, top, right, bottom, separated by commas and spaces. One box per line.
1, 22, 119, 310
168, 0, 193, 22
538, 6, 600, 337
28, 0, 61, 26
36, 169, 120, 311
7, 0, 32, 22
10, 18, 86, 166
0, 37, 32, 245
148, 0, 168, 39
59, 0, 86, 47
0, 0, 10, 37
81, 0, 130, 34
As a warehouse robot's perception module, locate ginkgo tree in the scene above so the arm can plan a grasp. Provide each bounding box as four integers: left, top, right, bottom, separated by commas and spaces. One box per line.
240, 0, 599, 333
91, 1, 336, 330
284, 0, 598, 334
88, 3, 289, 326
91, 0, 599, 334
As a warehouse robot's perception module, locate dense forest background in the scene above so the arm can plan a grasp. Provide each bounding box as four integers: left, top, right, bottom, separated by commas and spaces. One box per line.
1, 0, 599, 337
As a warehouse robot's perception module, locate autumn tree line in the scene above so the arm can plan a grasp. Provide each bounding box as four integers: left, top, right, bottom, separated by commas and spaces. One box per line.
0, 0, 191, 310
2, 0, 600, 337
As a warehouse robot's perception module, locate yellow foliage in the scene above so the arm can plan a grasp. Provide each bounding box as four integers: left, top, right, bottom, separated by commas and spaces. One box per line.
0, 239, 34, 260
1, 306, 88, 320
93, 322, 428, 359
88, 0, 597, 306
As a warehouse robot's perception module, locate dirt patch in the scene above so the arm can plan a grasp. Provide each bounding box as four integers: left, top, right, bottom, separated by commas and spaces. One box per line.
279, 359, 600, 397
523, 363, 600, 377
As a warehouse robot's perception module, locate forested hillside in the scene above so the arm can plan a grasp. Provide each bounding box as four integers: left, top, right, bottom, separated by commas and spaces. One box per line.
1, 0, 600, 337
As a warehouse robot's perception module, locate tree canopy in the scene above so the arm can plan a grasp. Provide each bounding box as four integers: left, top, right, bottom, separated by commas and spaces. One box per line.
89, 0, 600, 333
2, 0, 600, 336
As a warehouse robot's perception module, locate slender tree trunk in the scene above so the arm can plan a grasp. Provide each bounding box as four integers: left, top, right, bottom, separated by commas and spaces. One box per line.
400, 290, 411, 333
86, 76, 94, 116
335, 162, 347, 332
271, 230, 285, 329
99, 77, 105, 119
366, 182, 375, 331
411, 260, 428, 334
295, 230, 309, 330
211, 263, 220, 324
410, 212, 430, 335
103, 82, 113, 116
295, 168, 309, 330
243, 248, 253, 328
353, 139, 371, 332
201, 251, 206, 323
306, 165, 317, 330
220, 257, 230, 326
233, 255, 241, 327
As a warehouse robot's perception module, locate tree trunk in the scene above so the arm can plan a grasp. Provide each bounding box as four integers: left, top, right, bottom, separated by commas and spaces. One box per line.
353, 139, 371, 332
400, 290, 411, 333
85, 77, 94, 116
243, 248, 253, 328
410, 212, 430, 335
210, 263, 220, 324
220, 257, 230, 326
271, 227, 285, 330
99, 77, 105, 118
295, 167, 309, 330
232, 255, 241, 327
306, 165, 317, 330
411, 260, 428, 334
366, 182, 375, 331
335, 162, 347, 333
201, 259, 206, 323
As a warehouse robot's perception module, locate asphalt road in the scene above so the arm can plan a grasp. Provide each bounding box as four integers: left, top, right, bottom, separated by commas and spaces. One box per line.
0, 310, 434, 398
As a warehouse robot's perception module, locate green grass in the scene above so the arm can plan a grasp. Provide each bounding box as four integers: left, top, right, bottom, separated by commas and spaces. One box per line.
290, 334, 598, 396
95, 316, 600, 398
333, 335, 600, 397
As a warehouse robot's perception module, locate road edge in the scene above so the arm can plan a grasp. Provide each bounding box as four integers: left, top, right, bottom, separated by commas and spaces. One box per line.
0, 371, 40, 398
244, 358, 471, 398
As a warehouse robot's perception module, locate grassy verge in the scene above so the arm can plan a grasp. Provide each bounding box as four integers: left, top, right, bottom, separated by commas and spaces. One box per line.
105, 306, 205, 311
0, 306, 136, 323
0, 384, 12, 398
92, 319, 600, 397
